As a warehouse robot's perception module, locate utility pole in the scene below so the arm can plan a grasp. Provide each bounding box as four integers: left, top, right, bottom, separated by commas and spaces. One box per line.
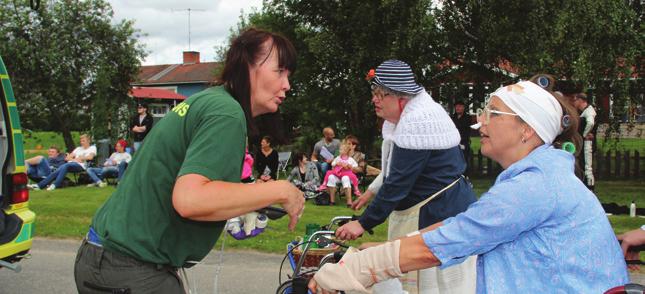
172, 8, 206, 51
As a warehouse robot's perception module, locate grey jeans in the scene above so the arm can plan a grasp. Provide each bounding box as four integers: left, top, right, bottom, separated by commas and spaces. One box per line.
74, 239, 184, 294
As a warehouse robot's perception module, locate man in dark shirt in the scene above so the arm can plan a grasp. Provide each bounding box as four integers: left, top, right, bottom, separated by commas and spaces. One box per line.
26, 145, 67, 182
451, 100, 472, 176
130, 102, 154, 152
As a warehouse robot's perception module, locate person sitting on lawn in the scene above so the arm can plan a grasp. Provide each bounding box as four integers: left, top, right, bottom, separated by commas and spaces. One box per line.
26, 145, 66, 182
254, 135, 279, 182
241, 148, 255, 183
86, 139, 132, 187
319, 140, 361, 207
288, 152, 320, 198
28, 134, 97, 191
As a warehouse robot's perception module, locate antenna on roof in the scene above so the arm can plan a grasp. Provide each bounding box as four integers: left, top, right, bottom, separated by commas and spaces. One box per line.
171, 8, 206, 51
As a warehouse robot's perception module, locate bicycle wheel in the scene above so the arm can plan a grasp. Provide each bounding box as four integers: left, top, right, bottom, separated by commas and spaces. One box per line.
276, 280, 293, 294
276, 278, 312, 294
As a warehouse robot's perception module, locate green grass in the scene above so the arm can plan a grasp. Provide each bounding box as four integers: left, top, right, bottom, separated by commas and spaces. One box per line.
28, 179, 645, 253
29, 186, 110, 238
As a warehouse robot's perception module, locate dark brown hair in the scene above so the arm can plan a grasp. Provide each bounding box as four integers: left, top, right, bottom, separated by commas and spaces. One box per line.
294, 151, 307, 166
261, 135, 273, 146
218, 28, 297, 137
550, 91, 582, 155
48, 145, 61, 153
344, 135, 360, 148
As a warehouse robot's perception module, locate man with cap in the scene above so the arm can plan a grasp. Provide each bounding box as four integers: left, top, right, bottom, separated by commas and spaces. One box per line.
451, 100, 473, 177
131, 102, 154, 152
86, 139, 132, 187
339, 59, 478, 293
571, 93, 596, 191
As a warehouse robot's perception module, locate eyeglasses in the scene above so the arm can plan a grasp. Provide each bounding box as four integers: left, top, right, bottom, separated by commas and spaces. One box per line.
476, 107, 519, 125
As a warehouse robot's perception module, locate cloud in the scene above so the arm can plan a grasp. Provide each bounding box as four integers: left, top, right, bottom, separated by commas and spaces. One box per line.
107, 0, 263, 65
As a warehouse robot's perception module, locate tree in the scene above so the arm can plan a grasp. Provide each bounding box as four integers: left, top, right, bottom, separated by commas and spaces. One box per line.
223, 0, 640, 154
0, 0, 146, 151
230, 0, 442, 155
435, 0, 641, 129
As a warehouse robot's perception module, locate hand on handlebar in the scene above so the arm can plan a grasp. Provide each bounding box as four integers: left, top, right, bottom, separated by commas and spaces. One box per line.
277, 180, 305, 231
617, 228, 645, 271
335, 220, 365, 240
308, 278, 338, 294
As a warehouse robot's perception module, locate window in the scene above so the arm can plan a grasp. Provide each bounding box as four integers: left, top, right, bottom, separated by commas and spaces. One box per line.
149, 103, 170, 118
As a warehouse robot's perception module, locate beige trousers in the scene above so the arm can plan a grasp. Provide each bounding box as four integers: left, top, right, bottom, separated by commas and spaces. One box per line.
373, 178, 477, 294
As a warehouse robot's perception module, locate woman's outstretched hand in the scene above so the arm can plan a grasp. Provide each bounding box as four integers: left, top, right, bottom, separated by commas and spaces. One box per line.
277, 180, 305, 231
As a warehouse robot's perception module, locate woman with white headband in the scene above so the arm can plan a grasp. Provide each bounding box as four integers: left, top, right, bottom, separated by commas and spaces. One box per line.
309, 80, 629, 293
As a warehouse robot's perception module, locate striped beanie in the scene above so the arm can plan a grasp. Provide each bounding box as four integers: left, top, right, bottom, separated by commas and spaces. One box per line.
371, 59, 423, 95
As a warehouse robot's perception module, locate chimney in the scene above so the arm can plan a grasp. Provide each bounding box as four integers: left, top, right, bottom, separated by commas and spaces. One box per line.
183, 51, 200, 64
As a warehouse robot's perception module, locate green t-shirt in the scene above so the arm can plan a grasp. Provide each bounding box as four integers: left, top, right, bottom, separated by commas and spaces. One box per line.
92, 86, 247, 267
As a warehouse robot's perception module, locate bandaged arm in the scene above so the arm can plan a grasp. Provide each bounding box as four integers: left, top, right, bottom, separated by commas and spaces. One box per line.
313, 238, 440, 293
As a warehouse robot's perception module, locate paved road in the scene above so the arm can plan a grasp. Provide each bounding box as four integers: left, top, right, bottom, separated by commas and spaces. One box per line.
0, 238, 288, 294
1, 238, 643, 293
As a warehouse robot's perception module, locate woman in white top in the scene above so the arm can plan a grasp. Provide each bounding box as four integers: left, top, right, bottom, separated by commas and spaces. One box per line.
29, 134, 96, 191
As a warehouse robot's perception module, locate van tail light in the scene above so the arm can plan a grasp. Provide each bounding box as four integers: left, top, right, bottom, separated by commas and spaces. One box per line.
11, 173, 29, 204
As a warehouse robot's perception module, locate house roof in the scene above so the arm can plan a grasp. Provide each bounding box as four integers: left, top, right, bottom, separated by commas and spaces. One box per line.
133, 62, 220, 86
129, 87, 187, 100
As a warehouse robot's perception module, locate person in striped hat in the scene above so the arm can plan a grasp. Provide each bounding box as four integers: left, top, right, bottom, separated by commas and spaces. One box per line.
333, 59, 478, 293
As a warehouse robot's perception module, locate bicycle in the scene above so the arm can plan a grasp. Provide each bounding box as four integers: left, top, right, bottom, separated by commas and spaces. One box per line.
275, 215, 373, 294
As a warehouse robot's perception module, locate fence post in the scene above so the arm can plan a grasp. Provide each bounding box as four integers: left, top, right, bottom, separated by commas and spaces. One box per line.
635, 151, 640, 179
615, 151, 621, 179
624, 150, 631, 178
605, 151, 611, 179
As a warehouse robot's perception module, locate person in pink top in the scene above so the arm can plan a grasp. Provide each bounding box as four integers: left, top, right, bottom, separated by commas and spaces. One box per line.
319, 140, 361, 206
241, 148, 255, 183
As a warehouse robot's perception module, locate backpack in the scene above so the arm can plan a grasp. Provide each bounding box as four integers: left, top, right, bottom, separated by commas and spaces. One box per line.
314, 191, 330, 206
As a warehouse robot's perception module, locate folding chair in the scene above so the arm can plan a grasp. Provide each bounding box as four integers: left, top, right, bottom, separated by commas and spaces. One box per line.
277, 151, 292, 179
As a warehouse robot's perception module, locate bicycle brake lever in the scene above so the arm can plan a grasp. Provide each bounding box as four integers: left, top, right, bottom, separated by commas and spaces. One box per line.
255, 206, 287, 220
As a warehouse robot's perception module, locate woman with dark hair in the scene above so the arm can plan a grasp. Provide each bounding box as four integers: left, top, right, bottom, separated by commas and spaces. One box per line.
255, 135, 279, 182
287, 152, 320, 198
310, 81, 628, 293
74, 28, 305, 293
344, 135, 366, 175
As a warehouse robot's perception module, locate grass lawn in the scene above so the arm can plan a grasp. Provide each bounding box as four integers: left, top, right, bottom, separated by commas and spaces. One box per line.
28, 179, 645, 254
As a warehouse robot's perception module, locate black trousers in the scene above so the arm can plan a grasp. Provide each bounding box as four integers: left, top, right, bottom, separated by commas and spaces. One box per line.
74, 240, 184, 294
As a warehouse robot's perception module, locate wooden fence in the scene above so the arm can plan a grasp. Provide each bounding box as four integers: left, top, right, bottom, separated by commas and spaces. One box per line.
468, 150, 644, 180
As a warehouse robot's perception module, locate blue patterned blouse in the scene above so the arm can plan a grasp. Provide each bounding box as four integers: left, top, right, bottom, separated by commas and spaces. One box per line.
422, 145, 629, 293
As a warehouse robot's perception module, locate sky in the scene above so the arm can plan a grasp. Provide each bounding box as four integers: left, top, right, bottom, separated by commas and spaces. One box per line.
107, 0, 263, 65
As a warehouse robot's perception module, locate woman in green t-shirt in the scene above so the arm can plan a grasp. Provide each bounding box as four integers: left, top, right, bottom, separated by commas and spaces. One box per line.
74, 28, 305, 293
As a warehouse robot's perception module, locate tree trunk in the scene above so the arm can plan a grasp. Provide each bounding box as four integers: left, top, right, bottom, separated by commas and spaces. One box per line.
62, 129, 75, 153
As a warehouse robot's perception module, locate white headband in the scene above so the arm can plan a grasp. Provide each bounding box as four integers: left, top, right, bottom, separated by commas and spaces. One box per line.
492, 81, 563, 144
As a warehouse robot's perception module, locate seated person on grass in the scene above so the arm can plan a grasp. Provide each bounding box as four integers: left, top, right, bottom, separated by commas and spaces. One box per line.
319, 140, 361, 207
87, 139, 132, 187
287, 152, 320, 198
26, 145, 66, 182
28, 134, 97, 191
